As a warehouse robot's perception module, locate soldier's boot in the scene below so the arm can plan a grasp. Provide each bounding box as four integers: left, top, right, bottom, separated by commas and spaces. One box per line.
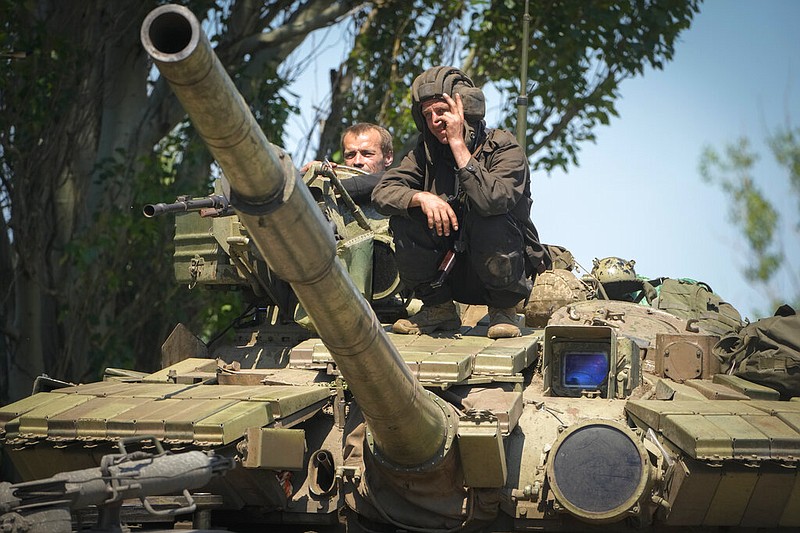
487, 306, 522, 339
392, 301, 461, 335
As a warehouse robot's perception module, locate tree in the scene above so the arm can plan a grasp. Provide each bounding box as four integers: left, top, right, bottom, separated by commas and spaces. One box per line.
699, 125, 800, 313
0, 0, 359, 402
314, 0, 702, 170
0, 0, 701, 402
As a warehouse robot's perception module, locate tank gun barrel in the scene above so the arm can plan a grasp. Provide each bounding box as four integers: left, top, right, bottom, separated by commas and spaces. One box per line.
140, 4, 452, 467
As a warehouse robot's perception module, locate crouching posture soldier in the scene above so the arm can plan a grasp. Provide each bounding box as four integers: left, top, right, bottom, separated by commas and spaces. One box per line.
372, 66, 550, 338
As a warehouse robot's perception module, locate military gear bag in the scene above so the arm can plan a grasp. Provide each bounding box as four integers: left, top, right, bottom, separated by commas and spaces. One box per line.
652, 278, 744, 336
713, 306, 800, 400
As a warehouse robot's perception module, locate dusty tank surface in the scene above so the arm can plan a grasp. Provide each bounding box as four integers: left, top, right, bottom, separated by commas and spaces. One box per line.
2, 5, 800, 533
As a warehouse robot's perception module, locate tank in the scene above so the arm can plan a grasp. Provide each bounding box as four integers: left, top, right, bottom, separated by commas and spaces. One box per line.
2, 4, 799, 532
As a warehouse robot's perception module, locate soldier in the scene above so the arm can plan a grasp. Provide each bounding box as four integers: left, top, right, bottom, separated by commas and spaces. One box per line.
340, 122, 394, 174
302, 122, 393, 202
372, 66, 549, 338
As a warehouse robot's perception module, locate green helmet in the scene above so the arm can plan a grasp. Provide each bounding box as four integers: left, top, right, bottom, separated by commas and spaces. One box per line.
591, 257, 645, 300
591, 257, 637, 284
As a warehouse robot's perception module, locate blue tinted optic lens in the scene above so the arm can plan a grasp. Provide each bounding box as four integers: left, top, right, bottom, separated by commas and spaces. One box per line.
563, 352, 609, 388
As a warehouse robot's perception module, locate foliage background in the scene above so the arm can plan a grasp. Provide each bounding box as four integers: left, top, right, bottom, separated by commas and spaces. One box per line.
0, 0, 700, 402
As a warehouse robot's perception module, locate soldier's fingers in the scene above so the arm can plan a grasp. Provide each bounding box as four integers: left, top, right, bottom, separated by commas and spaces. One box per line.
442, 92, 458, 113
433, 213, 445, 236
448, 209, 459, 232
427, 212, 436, 230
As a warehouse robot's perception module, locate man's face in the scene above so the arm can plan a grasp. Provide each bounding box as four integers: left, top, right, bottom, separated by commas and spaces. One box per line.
342, 130, 392, 173
421, 99, 451, 144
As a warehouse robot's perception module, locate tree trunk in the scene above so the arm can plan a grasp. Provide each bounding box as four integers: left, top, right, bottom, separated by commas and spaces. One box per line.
10, 273, 49, 399
1, 0, 356, 400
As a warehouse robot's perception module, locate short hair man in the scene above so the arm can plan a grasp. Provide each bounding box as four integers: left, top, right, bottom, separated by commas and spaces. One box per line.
341, 122, 393, 173
302, 123, 393, 202
371, 66, 550, 338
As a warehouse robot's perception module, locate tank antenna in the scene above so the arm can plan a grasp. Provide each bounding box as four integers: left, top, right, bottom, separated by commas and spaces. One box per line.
515, 0, 531, 149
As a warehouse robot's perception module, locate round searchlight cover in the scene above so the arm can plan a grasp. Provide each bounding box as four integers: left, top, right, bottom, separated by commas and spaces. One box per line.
546, 419, 651, 523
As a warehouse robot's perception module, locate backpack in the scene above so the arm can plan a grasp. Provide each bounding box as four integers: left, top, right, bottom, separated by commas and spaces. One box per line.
712, 305, 800, 400
652, 278, 744, 336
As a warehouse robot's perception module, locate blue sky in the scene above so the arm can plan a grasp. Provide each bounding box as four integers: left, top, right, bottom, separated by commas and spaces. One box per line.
533, 0, 800, 319
285, 0, 800, 319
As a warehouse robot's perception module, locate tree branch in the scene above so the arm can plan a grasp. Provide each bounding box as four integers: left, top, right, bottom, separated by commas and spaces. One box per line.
530, 67, 619, 157
239, 1, 364, 56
